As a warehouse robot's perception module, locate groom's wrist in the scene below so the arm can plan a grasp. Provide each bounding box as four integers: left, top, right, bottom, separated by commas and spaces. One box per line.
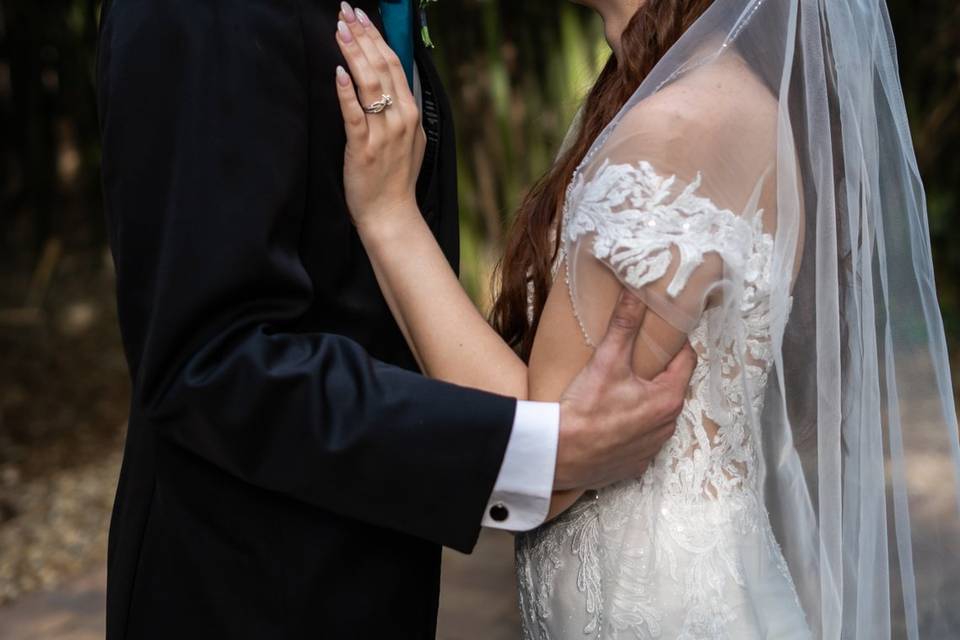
553, 401, 591, 492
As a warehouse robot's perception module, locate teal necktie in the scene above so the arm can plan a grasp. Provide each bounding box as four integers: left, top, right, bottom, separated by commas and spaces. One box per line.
379, 0, 415, 89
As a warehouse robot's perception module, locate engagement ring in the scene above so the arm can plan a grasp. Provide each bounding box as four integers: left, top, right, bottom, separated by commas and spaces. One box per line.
363, 94, 394, 114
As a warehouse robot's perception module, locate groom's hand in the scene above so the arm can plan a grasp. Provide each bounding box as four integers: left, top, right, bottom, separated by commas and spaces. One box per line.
554, 292, 696, 491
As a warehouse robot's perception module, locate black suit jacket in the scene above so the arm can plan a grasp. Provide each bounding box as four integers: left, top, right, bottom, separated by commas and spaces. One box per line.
96, 1, 516, 637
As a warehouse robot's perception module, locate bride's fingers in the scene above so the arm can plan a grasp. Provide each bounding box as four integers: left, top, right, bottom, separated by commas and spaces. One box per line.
343, 9, 397, 100
353, 11, 416, 107
335, 65, 368, 141
342, 10, 420, 139
337, 21, 386, 106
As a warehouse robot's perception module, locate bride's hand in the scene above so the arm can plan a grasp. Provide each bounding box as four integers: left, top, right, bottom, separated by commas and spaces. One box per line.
335, 7, 425, 232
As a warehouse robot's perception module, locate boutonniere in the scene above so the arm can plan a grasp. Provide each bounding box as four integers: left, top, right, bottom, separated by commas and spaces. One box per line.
419, 0, 437, 48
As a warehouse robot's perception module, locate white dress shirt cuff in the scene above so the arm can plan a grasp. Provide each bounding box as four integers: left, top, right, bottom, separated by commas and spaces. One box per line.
482, 401, 559, 531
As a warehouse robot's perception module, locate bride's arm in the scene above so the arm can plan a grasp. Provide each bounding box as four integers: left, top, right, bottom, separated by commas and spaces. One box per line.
358, 205, 528, 398
334, 12, 526, 398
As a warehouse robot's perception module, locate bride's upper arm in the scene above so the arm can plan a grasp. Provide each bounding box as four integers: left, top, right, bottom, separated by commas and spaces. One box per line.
527, 269, 689, 403
527, 277, 594, 404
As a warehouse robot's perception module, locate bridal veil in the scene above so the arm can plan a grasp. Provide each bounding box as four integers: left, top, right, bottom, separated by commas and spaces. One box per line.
563, 0, 960, 637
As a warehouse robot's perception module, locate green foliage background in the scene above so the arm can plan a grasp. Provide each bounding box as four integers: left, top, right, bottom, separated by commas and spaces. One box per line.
0, 0, 957, 336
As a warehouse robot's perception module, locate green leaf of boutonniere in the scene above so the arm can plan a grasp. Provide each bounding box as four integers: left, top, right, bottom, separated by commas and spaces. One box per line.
419, 0, 437, 48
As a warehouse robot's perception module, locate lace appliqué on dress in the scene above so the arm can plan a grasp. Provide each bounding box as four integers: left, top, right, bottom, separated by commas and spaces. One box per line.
563, 160, 754, 298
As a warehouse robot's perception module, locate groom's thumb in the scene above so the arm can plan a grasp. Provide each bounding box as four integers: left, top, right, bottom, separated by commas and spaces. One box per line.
592, 290, 646, 375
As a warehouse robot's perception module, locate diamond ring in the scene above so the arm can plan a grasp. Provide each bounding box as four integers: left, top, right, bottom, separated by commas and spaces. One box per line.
363, 94, 394, 114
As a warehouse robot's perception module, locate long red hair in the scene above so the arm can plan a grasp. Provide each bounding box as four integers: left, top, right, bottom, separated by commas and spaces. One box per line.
490, 0, 715, 359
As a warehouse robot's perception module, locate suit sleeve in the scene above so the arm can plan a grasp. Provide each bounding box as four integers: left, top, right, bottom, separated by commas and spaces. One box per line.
96, 0, 515, 553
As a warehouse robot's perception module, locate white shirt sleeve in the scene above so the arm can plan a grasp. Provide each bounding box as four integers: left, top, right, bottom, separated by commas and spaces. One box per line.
482, 401, 559, 531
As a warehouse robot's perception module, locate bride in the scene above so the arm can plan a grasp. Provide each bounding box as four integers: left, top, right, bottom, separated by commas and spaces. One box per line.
334, 0, 960, 638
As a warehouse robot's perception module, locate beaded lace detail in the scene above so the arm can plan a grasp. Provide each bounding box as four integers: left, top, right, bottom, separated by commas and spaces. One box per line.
516, 161, 806, 640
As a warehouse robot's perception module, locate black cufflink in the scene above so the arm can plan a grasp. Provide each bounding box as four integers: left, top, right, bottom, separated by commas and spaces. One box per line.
489, 503, 509, 523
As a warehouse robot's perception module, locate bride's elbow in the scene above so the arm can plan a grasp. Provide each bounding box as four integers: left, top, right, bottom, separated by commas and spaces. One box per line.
497, 375, 528, 401
430, 365, 528, 400
486, 363, 528, 400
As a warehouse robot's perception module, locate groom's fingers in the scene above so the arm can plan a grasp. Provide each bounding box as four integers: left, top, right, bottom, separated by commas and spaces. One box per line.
591, 290, 647, 377
335, 66, 368, 140
651, 343, 697, 400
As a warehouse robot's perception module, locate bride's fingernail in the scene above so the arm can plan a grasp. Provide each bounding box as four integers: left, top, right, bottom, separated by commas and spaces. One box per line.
336, 65, 350, 87
355, 8, 370, 26
340, 2, 356, 23
337, 20, 353, 43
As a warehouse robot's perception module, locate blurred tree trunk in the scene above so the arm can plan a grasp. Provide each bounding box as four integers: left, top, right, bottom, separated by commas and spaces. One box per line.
430, 1, 606, 304
0, 0, 102, 267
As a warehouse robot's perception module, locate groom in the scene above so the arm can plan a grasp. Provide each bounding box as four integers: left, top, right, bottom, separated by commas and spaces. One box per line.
96, 0, 694, 638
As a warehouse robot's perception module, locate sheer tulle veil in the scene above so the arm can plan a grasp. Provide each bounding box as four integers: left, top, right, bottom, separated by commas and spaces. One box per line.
563, 0, 960, 636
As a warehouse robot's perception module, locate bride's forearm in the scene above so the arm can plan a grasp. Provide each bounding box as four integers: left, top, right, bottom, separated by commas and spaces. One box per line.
356, 203, 528, 399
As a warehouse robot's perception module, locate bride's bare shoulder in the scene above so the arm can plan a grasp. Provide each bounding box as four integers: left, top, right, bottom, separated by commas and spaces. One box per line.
608, 58, 778, 162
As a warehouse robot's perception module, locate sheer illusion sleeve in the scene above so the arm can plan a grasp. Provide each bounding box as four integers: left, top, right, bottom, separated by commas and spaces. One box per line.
562, 86, 786, 365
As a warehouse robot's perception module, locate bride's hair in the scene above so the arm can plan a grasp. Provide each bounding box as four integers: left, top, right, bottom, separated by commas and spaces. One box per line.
491, 0, 715, 359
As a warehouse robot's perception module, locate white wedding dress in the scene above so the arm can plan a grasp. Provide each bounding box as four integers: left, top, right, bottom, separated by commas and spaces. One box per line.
514, 0, 960, 638
516, 156, 812, 639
